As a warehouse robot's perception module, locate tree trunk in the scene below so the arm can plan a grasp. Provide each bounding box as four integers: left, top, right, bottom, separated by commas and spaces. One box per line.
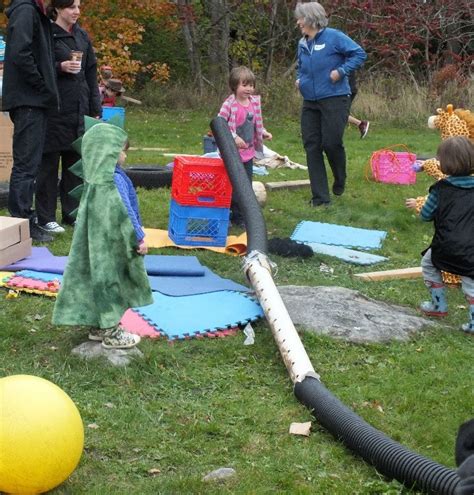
264, 0, 279, 83
176, 0, 204, 93
206, 0, 229, 88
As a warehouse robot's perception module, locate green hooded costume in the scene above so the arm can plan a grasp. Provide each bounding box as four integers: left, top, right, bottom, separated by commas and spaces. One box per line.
52, 122, 153, 329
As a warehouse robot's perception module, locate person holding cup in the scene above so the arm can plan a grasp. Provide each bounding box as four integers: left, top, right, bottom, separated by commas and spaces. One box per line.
35, 0, 101, 233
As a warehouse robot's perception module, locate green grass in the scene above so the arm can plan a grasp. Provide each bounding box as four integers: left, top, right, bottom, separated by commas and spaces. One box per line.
0, 108, 472, 494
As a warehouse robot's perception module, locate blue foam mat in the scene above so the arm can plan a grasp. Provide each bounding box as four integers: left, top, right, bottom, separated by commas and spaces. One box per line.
134, 291, 263, 339
291, 221, 387, 250
306, 242, 387, 265
149, 267, 249, 296
144, 255, 205, 276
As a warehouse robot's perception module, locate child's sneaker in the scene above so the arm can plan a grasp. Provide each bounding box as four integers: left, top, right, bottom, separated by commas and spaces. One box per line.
101, 326, 140, 349
358, 121, 370, 139
88, 327, 106, 341
420, 301, 448, 317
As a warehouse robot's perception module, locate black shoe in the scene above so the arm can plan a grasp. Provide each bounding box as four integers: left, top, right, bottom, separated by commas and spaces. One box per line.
332, 184, 345, 196
309, 199, 330, 207
30, 224, 53, 242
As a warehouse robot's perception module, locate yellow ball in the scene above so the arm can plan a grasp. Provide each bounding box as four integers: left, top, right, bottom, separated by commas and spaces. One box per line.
0, 375, 84, 494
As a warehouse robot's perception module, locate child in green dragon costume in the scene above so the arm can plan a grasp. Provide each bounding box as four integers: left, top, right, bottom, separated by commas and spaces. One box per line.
53, 121, 153, 349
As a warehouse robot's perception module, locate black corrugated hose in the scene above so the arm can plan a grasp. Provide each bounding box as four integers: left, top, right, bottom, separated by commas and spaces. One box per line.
210, 116, 461, 494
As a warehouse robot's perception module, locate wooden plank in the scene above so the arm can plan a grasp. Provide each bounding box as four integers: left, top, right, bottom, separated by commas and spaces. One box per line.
354, 267, 422, 281
128, 147, 169, 152
265, 179, 311, 191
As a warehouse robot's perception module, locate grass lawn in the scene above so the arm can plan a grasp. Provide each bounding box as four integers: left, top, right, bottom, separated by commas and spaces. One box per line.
0, 107, 472, 494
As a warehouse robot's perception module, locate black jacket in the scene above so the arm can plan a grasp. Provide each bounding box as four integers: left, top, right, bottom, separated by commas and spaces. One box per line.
431, 180, 474, 278
44, 22, 102, 153
2, 0, 59, 111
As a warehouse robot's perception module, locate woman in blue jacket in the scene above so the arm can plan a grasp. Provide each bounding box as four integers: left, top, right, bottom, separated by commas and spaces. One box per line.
294, 2, 366, 207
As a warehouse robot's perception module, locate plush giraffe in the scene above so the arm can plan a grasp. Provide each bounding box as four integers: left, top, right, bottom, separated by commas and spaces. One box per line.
413, 104, 474, 286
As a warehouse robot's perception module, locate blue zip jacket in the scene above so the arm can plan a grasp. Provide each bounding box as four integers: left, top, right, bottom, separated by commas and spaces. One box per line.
297, 27, 366, 101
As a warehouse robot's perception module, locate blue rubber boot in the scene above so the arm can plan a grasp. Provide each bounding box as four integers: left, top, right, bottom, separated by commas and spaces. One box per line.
420, 282, 448, 317
461, 297, 474, 334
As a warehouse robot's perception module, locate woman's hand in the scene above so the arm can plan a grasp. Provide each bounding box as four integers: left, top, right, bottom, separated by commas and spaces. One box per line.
61, 60, 81, 74
329, 69, 341, 83
263, 130, 272, 140
234, 136, 248, 149
405, 198, 417, 209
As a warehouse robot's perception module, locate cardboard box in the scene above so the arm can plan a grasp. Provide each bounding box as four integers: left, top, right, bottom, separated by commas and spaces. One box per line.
0, 216, 31, 266
0, 111, 13, 182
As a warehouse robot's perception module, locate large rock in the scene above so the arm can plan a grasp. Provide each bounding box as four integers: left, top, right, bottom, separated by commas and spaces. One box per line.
71, 341, 143, 366
277, 285, 435, 343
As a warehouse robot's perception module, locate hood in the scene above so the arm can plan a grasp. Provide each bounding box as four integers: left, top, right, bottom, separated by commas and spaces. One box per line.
6, 0, 45, 17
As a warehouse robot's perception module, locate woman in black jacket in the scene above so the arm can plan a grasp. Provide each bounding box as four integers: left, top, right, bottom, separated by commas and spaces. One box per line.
36, 0, 101, 232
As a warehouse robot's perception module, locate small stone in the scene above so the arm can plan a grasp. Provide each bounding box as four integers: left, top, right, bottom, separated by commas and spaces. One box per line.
202, 467, 236, 482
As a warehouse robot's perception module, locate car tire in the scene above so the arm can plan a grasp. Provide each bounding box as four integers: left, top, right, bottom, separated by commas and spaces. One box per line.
124, 166, 173, 189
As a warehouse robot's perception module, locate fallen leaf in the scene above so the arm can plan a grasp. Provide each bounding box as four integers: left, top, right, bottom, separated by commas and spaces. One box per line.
34, 314, 45, 320
87, 423, 100, 429
148, 468, 161, 477
104, 402, 115, 408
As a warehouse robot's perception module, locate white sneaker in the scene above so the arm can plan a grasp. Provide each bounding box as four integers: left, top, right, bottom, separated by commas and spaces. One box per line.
38, 222, 65, 234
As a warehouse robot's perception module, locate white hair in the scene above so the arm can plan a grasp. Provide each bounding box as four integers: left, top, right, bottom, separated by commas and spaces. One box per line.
294, 2, 328, 30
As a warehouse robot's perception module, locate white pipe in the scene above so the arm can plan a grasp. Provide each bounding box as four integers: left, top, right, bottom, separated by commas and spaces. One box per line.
243, 251, 320, 384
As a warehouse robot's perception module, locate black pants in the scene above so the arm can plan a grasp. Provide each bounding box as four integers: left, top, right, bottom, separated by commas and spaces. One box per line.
230, 158, 253, 226
36, 149, 82, 225
8, 107, 48, 223
301, 96, 350, 204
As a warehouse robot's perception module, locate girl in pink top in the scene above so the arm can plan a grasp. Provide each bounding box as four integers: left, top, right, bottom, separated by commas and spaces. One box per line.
218, 66, 272, 227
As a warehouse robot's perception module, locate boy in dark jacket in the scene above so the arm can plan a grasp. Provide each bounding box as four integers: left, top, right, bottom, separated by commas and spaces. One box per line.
2, 0, 59, 242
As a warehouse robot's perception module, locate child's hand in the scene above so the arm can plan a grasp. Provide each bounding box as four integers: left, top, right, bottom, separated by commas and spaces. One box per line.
405, 198, 417, 209
234, 136, 248, 149
137, 240, 148, 255
263, 131, 272, 140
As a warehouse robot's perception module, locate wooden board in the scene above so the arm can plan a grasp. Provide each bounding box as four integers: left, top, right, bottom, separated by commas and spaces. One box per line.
265, 179, 310, 191
128, 147, 169, 152
354, 266, 422, 281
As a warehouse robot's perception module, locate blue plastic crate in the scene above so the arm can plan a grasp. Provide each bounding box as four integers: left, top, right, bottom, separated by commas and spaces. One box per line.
102, 106, 125, 128
168, 199, 229, 247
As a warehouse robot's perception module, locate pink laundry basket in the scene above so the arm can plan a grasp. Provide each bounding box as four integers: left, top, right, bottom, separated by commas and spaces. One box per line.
369, 144, 417, 185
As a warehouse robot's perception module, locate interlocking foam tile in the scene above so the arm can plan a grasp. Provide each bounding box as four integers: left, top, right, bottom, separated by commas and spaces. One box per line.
148, 267, 249, 296
144, 255, 205, 276
306, 242, 388, 265
15, 270, 63, 283
0, 247, 68, 274
120, 308, 163, 339
291, 221, 387, 250
120, 308, 240, 341
6, 275, 60, 293
0, 271, 15, 285
134, 290, 263, 340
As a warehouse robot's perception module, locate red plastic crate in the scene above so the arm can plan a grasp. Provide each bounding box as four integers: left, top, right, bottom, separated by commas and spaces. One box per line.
171, 155, 232, 207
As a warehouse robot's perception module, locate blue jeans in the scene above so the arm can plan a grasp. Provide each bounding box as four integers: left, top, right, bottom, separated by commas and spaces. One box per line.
422, 249, 474, 297
8, 107, 48, 222
301, 96, 350, 204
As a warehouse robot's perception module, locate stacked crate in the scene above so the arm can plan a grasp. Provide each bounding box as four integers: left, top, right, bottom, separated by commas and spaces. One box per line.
168, 156, 232, 247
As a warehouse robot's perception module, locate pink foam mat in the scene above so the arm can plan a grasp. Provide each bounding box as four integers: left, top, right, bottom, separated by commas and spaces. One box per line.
6, 276, 60, 293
